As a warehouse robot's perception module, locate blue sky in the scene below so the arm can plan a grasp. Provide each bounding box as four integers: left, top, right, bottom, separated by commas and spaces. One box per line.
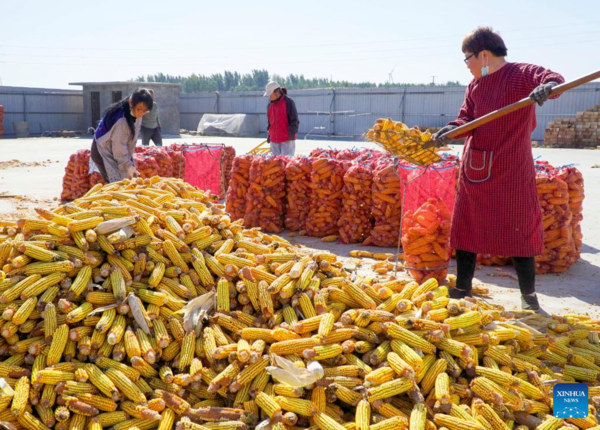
1, 0, 599, 89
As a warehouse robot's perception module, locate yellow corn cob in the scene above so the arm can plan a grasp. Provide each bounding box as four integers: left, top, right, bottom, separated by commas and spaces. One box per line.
68, 216, 104, 232
255, 392, 281, 419
312, 410, 347, 430
385, 323, 436, 354
21, 272, 66, 299
433, 414, 483, 430
564, 365, 599, 382
105, 368, 146, 403
355, 399, 371, 430
19, 242, 63, 263
409, 403, 427, 430
367, 377, 413, 402
46, 324, 69, 365
11, 376, 29, 417
12, 296, 37, 325
86, 363, 119, 400
66, 302, 93, 324
179, 330, 195, 371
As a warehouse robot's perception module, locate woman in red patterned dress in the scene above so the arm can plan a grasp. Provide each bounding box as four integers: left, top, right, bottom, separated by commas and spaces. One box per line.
434, 27, 564, 312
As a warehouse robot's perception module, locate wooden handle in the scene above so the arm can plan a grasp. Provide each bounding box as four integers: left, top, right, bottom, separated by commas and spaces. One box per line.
441, 68, 600, 139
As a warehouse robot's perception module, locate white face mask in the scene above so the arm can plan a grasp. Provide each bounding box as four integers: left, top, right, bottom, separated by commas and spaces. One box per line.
481, 55, 489, 77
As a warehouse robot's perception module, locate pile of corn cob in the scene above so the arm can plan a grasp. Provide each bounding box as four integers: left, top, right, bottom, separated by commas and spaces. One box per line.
0, 177, 599, 430
365, 119, 442, 167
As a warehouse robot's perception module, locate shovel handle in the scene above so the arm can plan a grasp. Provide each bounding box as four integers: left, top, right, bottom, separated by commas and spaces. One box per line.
441, 68, 600, 140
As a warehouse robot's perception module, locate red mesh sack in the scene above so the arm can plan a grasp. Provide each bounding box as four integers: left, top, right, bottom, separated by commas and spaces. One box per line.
305, 158, 345, 237
338, 163, 373, 244
182, 146, 224, 196
284, 157, 313, 231
226, 155, 253, 222
244, 156, 288, 233
399, 160, 458, 283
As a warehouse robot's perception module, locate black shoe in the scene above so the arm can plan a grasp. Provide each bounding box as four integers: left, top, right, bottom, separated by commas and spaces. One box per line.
449, 288, 471, 299
521, 293, 540, 311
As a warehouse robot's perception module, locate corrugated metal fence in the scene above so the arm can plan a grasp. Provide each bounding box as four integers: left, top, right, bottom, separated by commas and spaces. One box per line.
1, 83, 599, 140
0, 86, 84, 136
180, 83, 600, 141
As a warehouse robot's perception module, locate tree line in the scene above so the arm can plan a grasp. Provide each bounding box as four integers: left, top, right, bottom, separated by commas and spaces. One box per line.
133, 70, 462, 93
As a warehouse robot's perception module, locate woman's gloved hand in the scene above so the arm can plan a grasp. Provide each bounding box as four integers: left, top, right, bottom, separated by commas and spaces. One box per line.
126, 165, 140, 179
529, 81, 558, 106
433, 124, 458, 147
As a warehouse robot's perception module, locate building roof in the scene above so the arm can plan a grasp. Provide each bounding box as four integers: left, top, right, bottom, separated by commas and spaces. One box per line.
69, 81, 181, 87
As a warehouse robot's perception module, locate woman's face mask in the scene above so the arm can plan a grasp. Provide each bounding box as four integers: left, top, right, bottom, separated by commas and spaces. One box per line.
464, 51, 489, 79
481, 54, 489, 77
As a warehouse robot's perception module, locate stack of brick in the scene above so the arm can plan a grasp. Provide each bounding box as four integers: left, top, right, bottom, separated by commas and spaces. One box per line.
544, 105, 600, 148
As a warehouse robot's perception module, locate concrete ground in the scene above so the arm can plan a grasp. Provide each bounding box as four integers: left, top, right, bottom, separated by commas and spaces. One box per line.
1, 135, 599, 317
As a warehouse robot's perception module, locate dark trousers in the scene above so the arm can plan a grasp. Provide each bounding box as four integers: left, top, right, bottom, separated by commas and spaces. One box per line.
90, 140, 109, 183
455, 250, 535, 295
141, 126, 163, 146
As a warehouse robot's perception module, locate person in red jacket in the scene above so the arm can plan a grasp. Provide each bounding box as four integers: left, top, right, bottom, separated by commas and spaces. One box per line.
433, 27, 564, 314
265, 81, 299, 156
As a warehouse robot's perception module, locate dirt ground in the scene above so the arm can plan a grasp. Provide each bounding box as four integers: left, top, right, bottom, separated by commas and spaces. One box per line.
1, 135, 599, 317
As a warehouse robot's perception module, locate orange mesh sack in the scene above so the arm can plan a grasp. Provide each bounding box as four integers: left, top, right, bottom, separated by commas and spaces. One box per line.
556, 165, 584, 257
535, 171, 576, 274
244, 156, 288, 233
305, 158, 345, 237
365, 158, 401, 247
226, 155, 253, 222
220, 146, 236, 199
61, 150, 91, 201
133, 153, 159, 179
284, 157, 313, 232
338, 163, 373, 244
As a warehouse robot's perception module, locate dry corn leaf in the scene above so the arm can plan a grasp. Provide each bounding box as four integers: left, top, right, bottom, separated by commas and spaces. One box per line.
266, 354, 324, 388
95, 217, 138, 235
179, 290, 216, 335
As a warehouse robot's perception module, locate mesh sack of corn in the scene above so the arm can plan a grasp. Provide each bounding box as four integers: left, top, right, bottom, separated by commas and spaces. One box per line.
61, 150, 92, 201
284, 157, 313, 232
535, 170, 577, 274
220, 146, 237, 200
309, 149, 340, 159
1, 177, 600, 429
226, 155, 253, 223
148, 148, 176, 178
365, 119, 442, 167
398, 161, 457, 284
244, 156, 288, 233
166, 145, 186, 179
556, 165, 585, 257
364, 159, 402, 248
305, 158, 347, 238
337, 163, 374, 244
134, 153, 161, 180
477, 254, 511, 266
